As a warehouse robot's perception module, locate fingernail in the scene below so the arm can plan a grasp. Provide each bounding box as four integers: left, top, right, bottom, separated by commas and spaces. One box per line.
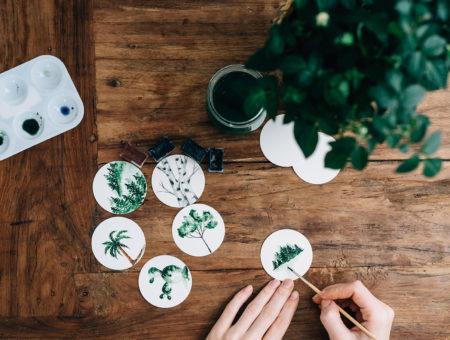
244, 285, 253, 293
321, 300, 331, 308
282, 279, 294, 288
290, 290, 299, 300
312, 294, 319, 300
270, 279, 280, 288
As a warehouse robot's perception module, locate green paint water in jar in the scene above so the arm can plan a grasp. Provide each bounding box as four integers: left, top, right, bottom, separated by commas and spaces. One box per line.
22, 118, 40, 135
207, 65, 266, 135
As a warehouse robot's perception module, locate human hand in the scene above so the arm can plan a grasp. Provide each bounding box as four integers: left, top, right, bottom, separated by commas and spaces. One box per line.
206, 279, 299, 340
312, 280, 394, 340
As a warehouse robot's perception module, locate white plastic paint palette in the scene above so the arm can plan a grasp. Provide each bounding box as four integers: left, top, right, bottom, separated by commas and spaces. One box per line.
260, 229, 313, 281
151, 154, 205, 208
260, 114, 340, 184
139, 255, 192, 308
91, 217, 146, 271
172, 204, 225, 257
0, 55, 84, 161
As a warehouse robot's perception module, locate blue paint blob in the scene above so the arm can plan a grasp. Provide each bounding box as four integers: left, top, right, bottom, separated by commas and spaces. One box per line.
60, 106, 70, 116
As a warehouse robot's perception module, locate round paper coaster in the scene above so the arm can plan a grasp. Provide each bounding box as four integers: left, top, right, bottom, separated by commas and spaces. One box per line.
260, 114, 304, 167
91, 217, 146, 271
172, 204, 225, 257
93, 161, 147, 214
292, 132, 340, 185
260, 229, 313, 281
151, 154, 205, 208
139, 255, 192, 308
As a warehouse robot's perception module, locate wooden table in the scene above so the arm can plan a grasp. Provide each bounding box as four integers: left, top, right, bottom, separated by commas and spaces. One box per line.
1, 1, 449, 339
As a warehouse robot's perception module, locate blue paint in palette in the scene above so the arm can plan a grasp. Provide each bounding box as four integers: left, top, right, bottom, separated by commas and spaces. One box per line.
60, 106, 71, 116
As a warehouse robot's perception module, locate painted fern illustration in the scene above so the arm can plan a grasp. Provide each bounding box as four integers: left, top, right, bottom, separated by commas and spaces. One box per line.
272, 244, 303, 270
148, 265, 190, 300
157, 155, 200, 207
102, 230, 134, 265
104, 162, 147, 214
177, 209, 218, 253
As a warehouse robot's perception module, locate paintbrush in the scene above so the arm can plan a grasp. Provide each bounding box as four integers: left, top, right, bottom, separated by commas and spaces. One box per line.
287, 266, 377, 340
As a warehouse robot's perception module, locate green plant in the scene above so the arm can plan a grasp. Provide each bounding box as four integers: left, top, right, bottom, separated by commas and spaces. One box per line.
240, 0, 449, 176
177, 209, 218, 253
273, 243, 303, 270
102, 230, 134, 264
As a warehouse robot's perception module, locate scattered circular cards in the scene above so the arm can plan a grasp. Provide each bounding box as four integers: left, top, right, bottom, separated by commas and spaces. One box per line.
139, 255, 192, 308
172, 204, 225, 257
260, 114, 340, 184
93, 161, 147, 214
260, 229, 313, 281
152, 154, 205, 208
91, 217, 146, 271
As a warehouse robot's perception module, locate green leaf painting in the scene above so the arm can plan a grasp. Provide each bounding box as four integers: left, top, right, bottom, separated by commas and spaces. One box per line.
273, 244, 303, 270
104, 162, 147, 214
177, 209, 218, 253
148, 265, 190, 300
102, 230, 133, 264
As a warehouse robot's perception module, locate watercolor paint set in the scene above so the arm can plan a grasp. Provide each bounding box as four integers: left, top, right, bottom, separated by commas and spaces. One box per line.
0, 55, 84, 161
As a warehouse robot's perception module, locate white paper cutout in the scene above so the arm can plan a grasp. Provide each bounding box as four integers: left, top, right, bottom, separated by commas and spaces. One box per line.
139, 255, 192, 308
260, 229, 313, 281
93, 161, 147, 214
91, 217, 146, 270
151, 154, 205, 208
172, 204, 225, 257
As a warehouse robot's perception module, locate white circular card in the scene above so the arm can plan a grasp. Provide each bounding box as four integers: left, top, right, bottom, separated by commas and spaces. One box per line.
172, 204, 225, 257
91, 217, 146, 270
139, 255, 192, 308
93, 161, 147, 214
260, 229, 313, 281
152, 154, 205, 208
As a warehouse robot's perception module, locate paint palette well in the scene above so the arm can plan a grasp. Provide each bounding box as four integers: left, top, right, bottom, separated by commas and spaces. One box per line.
93, 161, 147, 215
151, 154, 205, 208
91, 217, 146, 271
260, 229, 313, 281
139, 255, 192, 308
0, 55, 84, 161
172, 204, 225, 257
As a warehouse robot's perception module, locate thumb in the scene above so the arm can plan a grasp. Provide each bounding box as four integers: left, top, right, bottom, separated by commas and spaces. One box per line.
320, 300, 352, 340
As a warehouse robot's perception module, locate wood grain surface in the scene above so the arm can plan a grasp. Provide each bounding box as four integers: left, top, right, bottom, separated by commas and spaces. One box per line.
0, 0, 449, 339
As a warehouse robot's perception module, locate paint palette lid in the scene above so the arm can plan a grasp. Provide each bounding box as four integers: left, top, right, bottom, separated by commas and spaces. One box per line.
0, 55, 84, 161
91, 217, 146, 271
93, 161, 147, 215
260, 229, 313, 281
172, 204, 225, 257
151, 154, 205, 208
138, 255, 192, 308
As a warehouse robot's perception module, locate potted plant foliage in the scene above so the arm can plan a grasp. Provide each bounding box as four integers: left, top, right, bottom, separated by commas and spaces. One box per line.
240, 0, 449, 176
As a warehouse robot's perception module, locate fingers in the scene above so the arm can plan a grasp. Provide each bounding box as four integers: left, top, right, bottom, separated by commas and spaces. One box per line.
208, 284, 253, 338
246, 279, 295, 338
232, 279, 281, 333
262, 290, 299, 340
320, 300, 352, 340
312, 280, 376, 309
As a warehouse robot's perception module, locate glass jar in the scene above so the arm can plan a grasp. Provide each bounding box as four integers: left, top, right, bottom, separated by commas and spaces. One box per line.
206, 65, 267, 135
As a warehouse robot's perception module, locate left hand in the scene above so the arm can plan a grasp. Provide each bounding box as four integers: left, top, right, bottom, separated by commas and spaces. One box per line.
206, 279, 299, 340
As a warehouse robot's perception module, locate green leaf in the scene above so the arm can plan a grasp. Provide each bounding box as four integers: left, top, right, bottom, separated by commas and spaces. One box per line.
423, 59, 447, 90
399, 143, 410, 153
267, 25, 284, 55
421, 131, 441, 155
410, 115, 430, 142
282, 86, 305, 104
367, 138, 377, 153
278, 55, 306, 74
246, 48, 277, 72
351, 145, 368, 170
386, 70, 403, 93
402, 84, 425, 110
407, 51, 426, 78
244, 88, 266, 118
316, 0, 337, 10
396, 153, 420, 173
395, 0, 411, 15
294, 121, 319, 158
369, 85, 397, 109
325, 137, 356, 169
437, 0, 448, 21
422, 35, 446, 57
386, 134, 401, 148
340, 0, 355, 9
423, 158, 442, 177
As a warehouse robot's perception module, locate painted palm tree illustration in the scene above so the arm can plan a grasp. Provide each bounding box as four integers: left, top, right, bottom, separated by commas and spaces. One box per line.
177, 209, 218, 253
102, 230, 134, 265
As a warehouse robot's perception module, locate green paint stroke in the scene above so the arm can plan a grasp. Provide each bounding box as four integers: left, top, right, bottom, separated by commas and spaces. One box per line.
104, 162, 147, 214
272, 244, 303, 270
102, 230, 131, 260
22, 119, 40, 135
177, 209, 218, 253
148, 265, 190, 300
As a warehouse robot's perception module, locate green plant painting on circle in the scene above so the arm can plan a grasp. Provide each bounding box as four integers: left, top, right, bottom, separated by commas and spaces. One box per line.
177, 209, 218, 253
104, 162, 147, 214
148, 265, 190, 300
102, 230, 134, 265
273, 243, 303, 270
234, 0, 449, 177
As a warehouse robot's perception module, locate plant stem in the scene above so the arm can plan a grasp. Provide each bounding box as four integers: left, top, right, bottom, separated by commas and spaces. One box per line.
118, 245, 134, 265
200, 236, 212, 253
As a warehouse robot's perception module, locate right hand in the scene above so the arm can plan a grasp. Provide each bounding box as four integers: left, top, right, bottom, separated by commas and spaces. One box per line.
312, 280, 394, 340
